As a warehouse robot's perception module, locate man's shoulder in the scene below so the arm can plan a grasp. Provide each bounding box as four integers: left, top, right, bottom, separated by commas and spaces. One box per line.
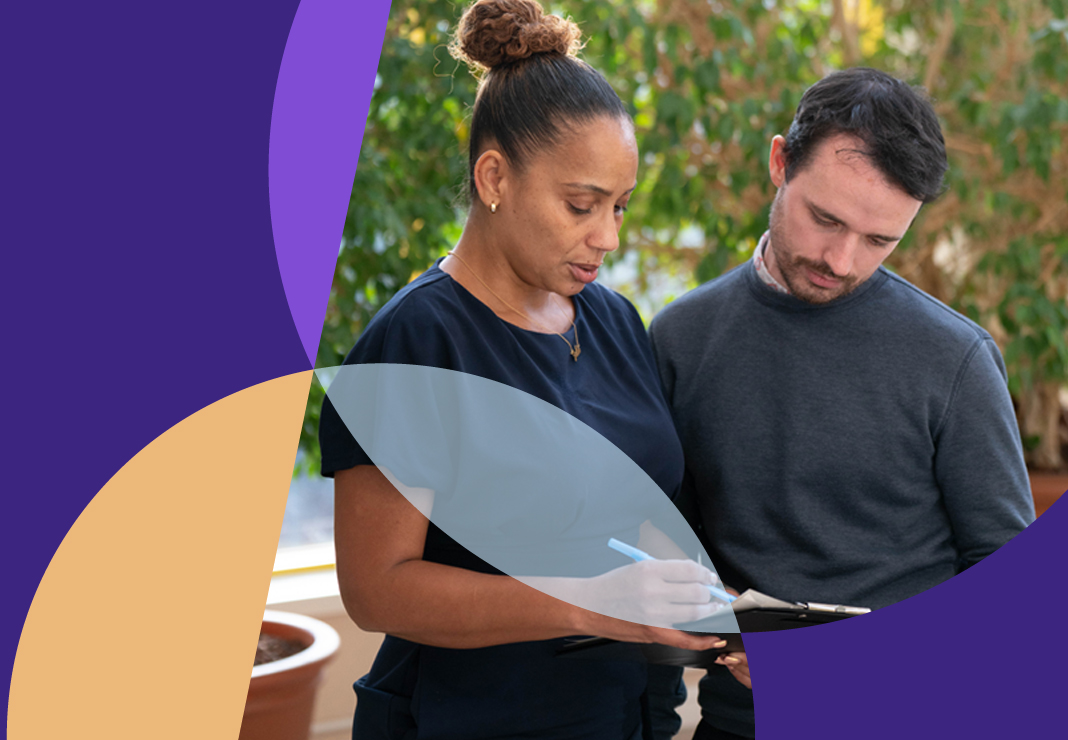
877, 269, 991, 346
651, 263, 750, 337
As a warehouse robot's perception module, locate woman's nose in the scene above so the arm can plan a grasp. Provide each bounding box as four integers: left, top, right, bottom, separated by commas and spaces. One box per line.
589, 211, 621, 252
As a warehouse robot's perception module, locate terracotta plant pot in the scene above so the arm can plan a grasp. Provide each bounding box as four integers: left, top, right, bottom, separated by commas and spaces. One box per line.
1030, 472, 1068, 517
239, 610, 341, 740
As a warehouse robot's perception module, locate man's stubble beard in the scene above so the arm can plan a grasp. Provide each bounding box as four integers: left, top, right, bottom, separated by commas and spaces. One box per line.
767, 189, 861, 305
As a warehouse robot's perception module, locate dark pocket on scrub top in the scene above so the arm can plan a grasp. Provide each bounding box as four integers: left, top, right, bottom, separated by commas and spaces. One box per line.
353, 675, 417, 740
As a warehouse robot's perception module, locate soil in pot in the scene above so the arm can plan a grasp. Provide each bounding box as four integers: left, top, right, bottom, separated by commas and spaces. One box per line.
254, 631, 306, 666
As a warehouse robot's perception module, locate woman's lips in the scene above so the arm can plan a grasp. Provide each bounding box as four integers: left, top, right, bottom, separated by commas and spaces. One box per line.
569, 262, 600, 283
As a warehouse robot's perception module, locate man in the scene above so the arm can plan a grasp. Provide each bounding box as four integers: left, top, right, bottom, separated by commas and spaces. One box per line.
649, 67, 1035, 739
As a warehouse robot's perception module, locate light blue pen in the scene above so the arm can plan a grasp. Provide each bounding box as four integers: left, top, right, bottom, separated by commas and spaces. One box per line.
608, 538, 737, 604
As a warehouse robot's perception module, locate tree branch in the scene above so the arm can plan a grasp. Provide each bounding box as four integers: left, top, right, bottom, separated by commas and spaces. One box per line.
831, 0, 862, 65
923, 7, 955, 92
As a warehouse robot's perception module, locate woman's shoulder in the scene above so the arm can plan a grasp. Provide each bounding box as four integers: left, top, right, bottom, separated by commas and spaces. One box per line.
579, 280, 637, 314
368, 264, 485, 338
373, 266, 456, 324
579, 281, 647, 335
342, 265, 464, 367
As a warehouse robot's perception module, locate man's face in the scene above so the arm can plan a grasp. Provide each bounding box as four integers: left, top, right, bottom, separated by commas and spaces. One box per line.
764, 133, 924, 304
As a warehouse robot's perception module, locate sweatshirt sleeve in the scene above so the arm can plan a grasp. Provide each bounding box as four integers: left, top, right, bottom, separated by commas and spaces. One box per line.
647, 313, 677, 408
934, 337, 1035, 569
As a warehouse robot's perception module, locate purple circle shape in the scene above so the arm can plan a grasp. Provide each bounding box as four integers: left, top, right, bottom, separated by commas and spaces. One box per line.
269, 0, 392, 366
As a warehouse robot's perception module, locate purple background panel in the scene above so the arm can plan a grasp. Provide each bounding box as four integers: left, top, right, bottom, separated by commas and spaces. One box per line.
3, 0, 1066, 737
2, 0, 390, 732
270, 0, 391, 366
746, 496, 1066, 737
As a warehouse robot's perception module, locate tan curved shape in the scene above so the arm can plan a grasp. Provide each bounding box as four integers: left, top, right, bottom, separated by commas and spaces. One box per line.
9, 371, 313, 739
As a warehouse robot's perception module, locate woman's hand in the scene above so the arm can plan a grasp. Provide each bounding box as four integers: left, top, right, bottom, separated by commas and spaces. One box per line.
715, 651, 751, 689
580, 558, 726, 628
589, 618, 730, 652
550, 558, 730, 651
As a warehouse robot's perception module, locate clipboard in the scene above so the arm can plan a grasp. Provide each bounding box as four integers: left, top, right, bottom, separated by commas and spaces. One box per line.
556, 589, 870, 669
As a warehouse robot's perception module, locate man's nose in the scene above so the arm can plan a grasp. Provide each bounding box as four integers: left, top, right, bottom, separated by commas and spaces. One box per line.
823, 233, 861, 276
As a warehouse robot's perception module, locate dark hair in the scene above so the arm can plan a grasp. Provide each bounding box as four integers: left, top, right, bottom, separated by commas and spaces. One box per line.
451, 0, 628, 197
783, 67, 947, 203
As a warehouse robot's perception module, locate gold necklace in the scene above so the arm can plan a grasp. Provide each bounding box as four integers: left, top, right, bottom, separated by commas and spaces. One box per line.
447, 250, 581, 361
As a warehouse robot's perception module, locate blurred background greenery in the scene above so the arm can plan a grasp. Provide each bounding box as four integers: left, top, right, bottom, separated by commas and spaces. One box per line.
301, 0, 1068, 474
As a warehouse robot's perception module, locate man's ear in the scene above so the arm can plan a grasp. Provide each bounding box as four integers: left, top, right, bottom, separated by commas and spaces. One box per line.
473, 147, 507, 211
769, 135, 788, 188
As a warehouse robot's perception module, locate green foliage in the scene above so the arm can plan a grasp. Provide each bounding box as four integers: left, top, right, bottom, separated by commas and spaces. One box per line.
298, 0, 1068, 472
978, 236, 1068, 396
881, 0, 1068, 468
300, 1, 476, 471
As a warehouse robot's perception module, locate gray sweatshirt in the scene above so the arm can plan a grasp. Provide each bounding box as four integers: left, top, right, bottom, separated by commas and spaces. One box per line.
649, 260, 1034, 737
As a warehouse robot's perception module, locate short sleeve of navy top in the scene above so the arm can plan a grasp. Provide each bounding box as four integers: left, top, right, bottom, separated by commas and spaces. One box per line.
318, 262, 684, 740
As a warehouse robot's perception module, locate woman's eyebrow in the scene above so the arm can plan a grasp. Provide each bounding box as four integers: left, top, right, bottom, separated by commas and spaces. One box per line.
564, 182, 637, 196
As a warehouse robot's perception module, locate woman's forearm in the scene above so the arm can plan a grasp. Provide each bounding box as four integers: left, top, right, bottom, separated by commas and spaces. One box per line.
341, 559, 587, 648
335, 465, 724, 651
336, 465, 590, 647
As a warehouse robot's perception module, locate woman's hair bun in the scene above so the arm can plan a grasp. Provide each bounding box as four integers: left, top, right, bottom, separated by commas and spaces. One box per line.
451, 0, 582, 70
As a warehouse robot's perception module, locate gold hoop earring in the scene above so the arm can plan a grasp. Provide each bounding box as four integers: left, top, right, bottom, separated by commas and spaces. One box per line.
490, 202, 498, 214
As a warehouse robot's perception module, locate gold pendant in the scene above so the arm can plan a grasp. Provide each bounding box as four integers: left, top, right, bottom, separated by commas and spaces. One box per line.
570, 344, 581, 361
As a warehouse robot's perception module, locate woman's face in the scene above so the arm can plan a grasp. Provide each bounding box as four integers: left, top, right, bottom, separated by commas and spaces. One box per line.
494, 115, 638, 296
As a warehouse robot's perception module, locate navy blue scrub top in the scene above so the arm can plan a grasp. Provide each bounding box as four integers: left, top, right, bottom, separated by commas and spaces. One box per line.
319, 261, 685, 739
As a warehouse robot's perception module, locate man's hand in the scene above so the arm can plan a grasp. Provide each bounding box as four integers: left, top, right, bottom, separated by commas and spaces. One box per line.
709, 585, 750, 688
715, 651, 750, 689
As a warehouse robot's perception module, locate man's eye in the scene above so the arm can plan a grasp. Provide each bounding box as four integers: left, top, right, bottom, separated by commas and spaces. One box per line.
615, 204, 629, 215
568, 203, 592, 215
813, 215, 838, 227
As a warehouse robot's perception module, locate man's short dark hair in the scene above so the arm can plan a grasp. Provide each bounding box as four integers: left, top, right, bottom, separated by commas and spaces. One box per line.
783, 67, 948, 203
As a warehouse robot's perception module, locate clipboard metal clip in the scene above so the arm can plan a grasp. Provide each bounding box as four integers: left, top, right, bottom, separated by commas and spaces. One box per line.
802, 602, 872, 616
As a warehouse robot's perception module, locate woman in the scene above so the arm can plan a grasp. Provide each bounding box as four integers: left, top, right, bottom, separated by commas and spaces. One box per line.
319, 1, 725, 737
